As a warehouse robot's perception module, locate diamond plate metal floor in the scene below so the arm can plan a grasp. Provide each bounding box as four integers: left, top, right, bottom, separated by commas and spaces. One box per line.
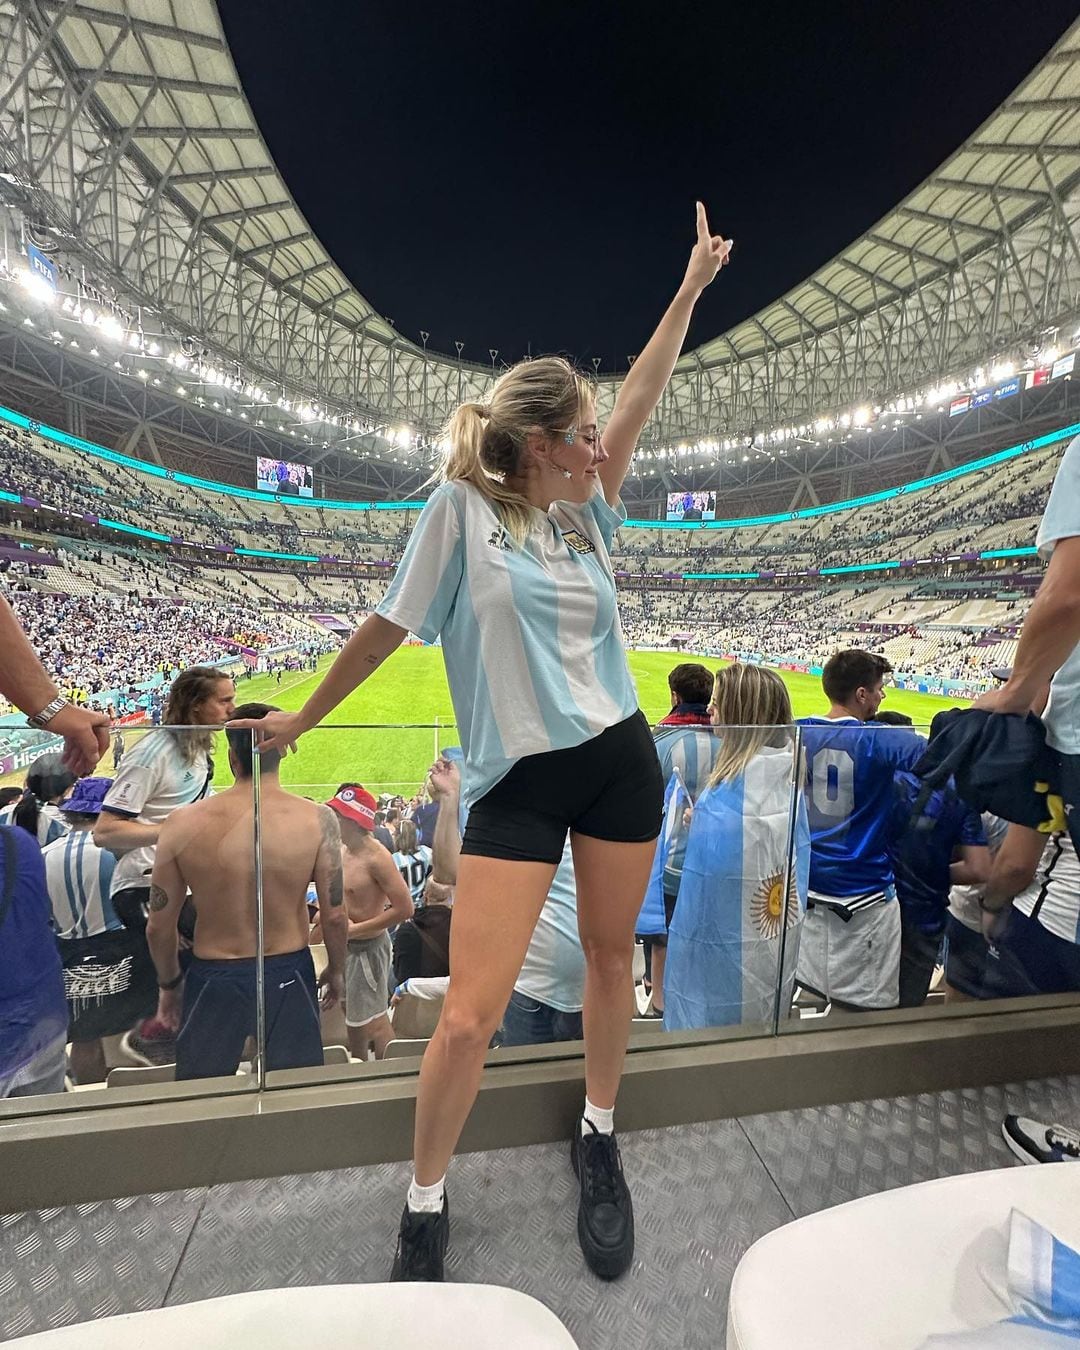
3, 1074, 1080, 1349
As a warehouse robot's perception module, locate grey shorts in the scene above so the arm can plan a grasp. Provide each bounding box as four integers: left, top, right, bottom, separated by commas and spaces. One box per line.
345, 933, 392, 1028
796, 900, 901, 1010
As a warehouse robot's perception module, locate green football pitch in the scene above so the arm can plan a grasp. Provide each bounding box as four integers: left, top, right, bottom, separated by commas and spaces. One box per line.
215, 648, 959, 799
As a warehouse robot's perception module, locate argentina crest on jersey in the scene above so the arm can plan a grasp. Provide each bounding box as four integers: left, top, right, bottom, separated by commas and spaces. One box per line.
561, 528, 596, 556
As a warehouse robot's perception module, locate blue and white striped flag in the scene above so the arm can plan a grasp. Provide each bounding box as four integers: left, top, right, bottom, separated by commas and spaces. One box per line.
663, 745, 809, 1031
636, 770, 690, 938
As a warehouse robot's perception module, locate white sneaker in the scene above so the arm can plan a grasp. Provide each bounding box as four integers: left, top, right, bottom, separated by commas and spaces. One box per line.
1002, 1115, 1080, 1165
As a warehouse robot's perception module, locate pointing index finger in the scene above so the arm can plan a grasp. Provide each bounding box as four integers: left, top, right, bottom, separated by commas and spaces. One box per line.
696, 200, 709, 241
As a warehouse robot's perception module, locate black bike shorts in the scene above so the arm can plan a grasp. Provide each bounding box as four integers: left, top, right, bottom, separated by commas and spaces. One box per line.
460, 711, 664, 865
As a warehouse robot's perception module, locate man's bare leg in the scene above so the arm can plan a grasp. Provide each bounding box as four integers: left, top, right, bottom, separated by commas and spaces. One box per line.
369, 1013, 395, 1059
347, 1024, 373, 1060
69, 1039, 107, 1084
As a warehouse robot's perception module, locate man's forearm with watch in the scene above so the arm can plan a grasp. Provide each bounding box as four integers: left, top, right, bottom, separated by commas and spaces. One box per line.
0, 596, 110, 774
978, 824, 1045, 937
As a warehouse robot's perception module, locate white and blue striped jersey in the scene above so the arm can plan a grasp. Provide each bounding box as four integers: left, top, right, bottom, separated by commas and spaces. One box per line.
393, 845, 433, 904
652, 723, 723, 890
41, 829, 120, 940
100, 731, 210, 896
1038, 434, 1080, 754
376, 480, 639, 809
0, 800, 68, 848
1013, 829, 1080, 945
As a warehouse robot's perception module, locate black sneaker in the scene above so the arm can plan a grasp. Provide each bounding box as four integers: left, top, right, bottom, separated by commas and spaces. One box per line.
390, 1195, 449, 1281
570, 1119, 634, 1280
1002, 1115, 1080, 1165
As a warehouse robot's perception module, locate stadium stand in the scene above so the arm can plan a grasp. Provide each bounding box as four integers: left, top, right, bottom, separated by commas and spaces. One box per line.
0, 409, 1063, 698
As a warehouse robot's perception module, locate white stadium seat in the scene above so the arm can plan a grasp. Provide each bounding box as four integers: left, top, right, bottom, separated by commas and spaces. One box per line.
727, 1164, 1080, 1350
10, 1284, 579, 1348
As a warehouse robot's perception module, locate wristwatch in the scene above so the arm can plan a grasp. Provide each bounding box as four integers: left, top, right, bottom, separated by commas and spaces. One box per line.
158, 972, 184, 992
26, 695, 69, 729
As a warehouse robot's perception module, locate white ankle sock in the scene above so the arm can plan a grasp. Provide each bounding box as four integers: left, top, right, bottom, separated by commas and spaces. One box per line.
582, 1097, 614, 1136
407, 1175, 446, 1214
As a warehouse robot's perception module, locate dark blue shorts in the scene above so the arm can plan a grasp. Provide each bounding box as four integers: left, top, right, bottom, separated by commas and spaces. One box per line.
175, 947, 323, 1081
942, 916, 989, 999
983, 908, 1080, 999
500, 989, 583, 1047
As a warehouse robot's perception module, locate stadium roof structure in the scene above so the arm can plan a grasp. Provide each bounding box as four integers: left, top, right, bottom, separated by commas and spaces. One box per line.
0, 1, 1078, 502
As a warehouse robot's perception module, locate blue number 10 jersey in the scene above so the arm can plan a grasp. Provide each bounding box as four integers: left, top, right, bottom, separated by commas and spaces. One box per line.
797, 717, 925, 901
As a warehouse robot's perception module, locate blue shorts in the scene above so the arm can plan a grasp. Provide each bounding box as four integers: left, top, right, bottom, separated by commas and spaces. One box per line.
175, 947, 323, 1080
500, 989, 583, 1047
982, 908, 1080, 999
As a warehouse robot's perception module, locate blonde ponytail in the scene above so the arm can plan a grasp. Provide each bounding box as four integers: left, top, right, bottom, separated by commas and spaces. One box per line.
436, 357, 595, 547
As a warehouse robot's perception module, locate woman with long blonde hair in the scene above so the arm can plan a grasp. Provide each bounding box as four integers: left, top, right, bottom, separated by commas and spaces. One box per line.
662, 664, 808, 1032
234, 204, 733, 1283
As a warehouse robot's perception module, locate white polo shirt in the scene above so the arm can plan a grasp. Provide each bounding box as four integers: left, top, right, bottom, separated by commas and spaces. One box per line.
376, 480, 639, 809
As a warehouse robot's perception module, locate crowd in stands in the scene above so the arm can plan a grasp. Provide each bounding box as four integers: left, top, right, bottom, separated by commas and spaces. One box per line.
0, 562, 337, 718
2, 636, 1076, 1101
0, 415, 1060, 699
1, 400, 1077, 1107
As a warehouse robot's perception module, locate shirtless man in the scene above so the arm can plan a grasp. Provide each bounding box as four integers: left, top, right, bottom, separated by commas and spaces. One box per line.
326, 783, 414, 1059
147, 703, 348, 1080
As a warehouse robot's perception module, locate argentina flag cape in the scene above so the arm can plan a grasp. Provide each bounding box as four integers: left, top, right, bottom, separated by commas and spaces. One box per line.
636, 769, 690, 937
917, 1209, 1080, 1347
663, 745, 809, 1031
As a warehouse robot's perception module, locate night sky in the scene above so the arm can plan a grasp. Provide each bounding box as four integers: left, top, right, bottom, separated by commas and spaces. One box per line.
219, 1, 1078, 370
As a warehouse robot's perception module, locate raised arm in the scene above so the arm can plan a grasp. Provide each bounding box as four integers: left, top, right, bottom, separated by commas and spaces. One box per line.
599, 203, 732, 506
427, 756, 462, 886
974, 536, 1080, 714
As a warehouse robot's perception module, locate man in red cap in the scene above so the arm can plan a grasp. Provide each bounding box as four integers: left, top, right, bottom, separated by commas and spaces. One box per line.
326, 783, 415, 1059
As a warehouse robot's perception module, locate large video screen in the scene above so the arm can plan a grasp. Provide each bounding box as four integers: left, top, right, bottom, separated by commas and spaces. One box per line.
666, 489, 716, 522
256, 456, 314, 498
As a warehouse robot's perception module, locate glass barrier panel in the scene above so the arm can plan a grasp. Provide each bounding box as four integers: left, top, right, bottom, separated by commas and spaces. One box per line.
777, 719, 1080, 1032
261, 720, 800, 1089
0, 720, 257, 1118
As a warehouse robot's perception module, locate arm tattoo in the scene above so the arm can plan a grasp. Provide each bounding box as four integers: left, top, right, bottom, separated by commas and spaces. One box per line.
148, 883, 170, 912
363, 653, 379, 667
328, 858, 344, 909
318, 807, 344, 907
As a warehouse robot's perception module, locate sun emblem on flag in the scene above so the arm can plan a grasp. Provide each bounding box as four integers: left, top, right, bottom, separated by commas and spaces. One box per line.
751, 870, 799, 940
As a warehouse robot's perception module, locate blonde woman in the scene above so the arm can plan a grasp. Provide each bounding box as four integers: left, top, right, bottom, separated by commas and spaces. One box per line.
663, 664, 808, 1031
235, 204, 733, 1283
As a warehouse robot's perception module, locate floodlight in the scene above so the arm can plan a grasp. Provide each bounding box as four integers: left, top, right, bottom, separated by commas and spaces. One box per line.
19, 268, 55, 305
